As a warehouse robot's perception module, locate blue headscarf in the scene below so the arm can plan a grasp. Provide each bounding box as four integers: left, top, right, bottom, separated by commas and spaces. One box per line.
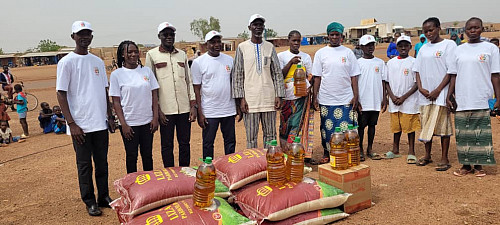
327, 22, 344, 34
419, 34, 428, 44
450, 32, 461, 46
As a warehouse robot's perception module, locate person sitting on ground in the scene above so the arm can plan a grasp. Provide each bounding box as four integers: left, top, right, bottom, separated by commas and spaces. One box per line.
0, 65, 15, 110
0, 120, 23, 145
38, 102, 53, 133
414, 34, 427, 57
384, 35, 420, 164
357, 34, 387, 161
0, 96, 11, 127
13, 84, 29, 138
51, 105, 66, 134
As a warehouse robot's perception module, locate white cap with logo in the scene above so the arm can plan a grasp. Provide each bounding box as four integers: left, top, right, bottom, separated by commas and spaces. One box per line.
248, 14, 266, 26
359, 35, 376, 46
396, 35, 412, 44
204, 30, 222, 42
72, 21, 93, 33
157, 22, 176, 34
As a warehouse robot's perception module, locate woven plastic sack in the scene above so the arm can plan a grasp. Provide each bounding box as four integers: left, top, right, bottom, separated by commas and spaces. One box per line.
214, 149, 268, 190
260, 208, 349, 225
112, 167, 230, 223
235, 178, 350, 222
125, 197, 256, 225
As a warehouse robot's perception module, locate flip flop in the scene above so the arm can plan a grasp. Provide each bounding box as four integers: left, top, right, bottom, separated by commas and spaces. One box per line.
406, 155, 417, 164
417, 158, 433, 166
474, 169, 486, 177
435, 163, 451, 171
453, 168, 474, 177
382, 151, 401, 159
368, 152, 382, 160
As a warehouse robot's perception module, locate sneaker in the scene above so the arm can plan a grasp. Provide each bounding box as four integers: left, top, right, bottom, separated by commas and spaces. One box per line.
20, 134, 29, 139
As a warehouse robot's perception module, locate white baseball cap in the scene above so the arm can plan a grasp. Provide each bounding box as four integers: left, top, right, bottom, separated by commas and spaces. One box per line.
72, 21, 93, 33
248, 14, 265, 26
396, 35, 412, 44
204, 30, 222, 42
157, 22, 176, 34
359, 35, 376, 46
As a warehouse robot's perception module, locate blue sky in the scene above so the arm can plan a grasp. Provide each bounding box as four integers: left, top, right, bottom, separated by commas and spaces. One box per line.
1, 0, 497, 52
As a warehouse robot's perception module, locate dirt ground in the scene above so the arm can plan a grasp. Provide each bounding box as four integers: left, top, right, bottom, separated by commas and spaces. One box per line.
1, 38, 500, 225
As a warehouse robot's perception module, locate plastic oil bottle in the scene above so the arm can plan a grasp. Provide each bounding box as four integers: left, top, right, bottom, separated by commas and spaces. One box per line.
330, 127, 349, 170
193, 157, 216, 208
293, 62, 307, 97
284, 137, 294, 181
345, 124, 361, 167
289, 136, 305, 183
266, 140, 287, 186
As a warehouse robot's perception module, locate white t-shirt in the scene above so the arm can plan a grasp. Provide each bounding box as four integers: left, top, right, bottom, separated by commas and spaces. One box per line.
386, 56, 419, 114
277, 50, 312, 100
455, 42, 500, 111
413, 39, 457, 107
312, 45, 361, 106
191, 53, 236, 118
0, 128, 12, 140
357, 57, 387, 111
56, 52, 109, 134
109, 66, 160, 126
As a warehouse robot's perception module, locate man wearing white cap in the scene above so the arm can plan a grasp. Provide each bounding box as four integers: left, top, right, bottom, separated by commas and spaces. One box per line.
192, 31, 238, 158
145, 22, 196, 167
357, 34, 387, 161
56, 21, 115, 216
231, 14, 285, 148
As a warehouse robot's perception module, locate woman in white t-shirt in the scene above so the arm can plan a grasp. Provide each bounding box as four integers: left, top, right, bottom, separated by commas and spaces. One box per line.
413, 17, 457, 171
277, 30, 314, 161
312, 22, 361, 164
449, 17, 500, 177
109, 41, 160, 174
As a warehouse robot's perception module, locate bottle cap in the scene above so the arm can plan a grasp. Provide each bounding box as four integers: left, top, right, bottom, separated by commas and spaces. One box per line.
267, 140, 278, 146
335, 127, 341, 132
296, 64, 302, 69
205, 157, 213, 164
294, 136, 301, 143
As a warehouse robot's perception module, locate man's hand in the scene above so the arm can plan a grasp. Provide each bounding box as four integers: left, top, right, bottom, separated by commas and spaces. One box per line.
274, 97, 281, 110
197, 111, 208, 129
150, 119, 158, 133
240, 98, 249, 114
121, 124, 134, 141
428, 89, 441, 101
158, 108, 168, 126
350, 96, 359, 111
419, 88, 430, 99
313, 97, 319, 111
189, 106, 197, 122
381, 99, 388, 113
289, 56, 301, 65
107, 118, 116, 133
69, 123, 85, 145
446, 98, 456, 113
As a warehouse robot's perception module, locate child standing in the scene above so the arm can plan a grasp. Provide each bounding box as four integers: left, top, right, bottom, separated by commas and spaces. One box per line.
384, 35, 420, 164
13, 84, 29, 138
51, 105, 66, 134
38, 102, 53, 133
357, 34, 387, 161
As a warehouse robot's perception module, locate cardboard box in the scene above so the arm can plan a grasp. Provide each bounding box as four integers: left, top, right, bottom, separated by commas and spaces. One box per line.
318, 164, 371, 214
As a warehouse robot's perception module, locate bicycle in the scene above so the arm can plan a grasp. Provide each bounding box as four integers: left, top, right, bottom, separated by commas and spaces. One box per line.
3, 81, 39, 112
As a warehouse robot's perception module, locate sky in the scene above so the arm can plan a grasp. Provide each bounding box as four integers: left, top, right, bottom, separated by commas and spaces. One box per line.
1, 0, 497, 53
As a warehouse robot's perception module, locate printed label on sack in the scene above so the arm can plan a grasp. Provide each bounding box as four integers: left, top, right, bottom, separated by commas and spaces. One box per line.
228, 149, 264, 164
180, 167, 196, 177
157, 201, 194, 221
146, 215, 163, 225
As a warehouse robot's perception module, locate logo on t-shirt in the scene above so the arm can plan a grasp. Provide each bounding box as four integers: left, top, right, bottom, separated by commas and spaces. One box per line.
403, 68, 410, 76
143, 75, 149, 81
478, 54, 487, 62
374, 66, 380, 73
225, 65, 231, 73
94, 67, 99, 76
435, 51, 443, 58
341, 57, 347, 64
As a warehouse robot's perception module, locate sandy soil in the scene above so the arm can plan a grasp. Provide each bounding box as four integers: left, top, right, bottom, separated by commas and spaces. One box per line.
0, 38, 499, 225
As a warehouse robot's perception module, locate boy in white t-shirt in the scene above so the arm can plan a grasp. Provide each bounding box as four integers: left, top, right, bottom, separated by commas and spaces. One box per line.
413, 17, 457, 171
0, 120, 22, 144
192, 31, 237, 159
384, 35, 420, 164
356, 34, 387, 161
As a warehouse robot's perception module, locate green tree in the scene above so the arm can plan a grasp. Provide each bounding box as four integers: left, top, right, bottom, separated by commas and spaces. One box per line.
265, 28, 278, 38
453, 21, 459, 27
190, 16, 221, 40
37, 39, 61, 52
237, 31, 249, 40
0, 48, 3, 54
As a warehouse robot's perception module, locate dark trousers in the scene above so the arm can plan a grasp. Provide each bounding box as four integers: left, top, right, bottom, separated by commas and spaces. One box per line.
119, 123, 154, 173
202, 116, 236, 159
72, 129, 109, 207
160, 113, 191, 167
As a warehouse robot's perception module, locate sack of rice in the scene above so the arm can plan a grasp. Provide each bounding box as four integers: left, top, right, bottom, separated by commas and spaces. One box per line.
260, 208, 349, 225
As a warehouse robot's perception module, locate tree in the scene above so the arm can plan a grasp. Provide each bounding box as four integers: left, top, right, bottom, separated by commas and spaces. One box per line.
190, 16, 221, 40
265, 28, 278, 38
453, 21, 459, 27
237, 31, 249, 40
37, 39, 60, 52
0, 48, 3, 55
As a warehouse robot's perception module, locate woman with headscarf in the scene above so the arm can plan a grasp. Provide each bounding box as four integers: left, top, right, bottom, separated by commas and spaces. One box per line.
312, 22, 360, 164
414, 34, 427, 57
450, 32, 462, 46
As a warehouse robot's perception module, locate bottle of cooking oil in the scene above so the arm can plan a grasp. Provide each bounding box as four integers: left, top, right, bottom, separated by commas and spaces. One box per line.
289, 136, 305, 183
193, 157, 216, 208
330, 127, 349, 170
284, 136, 294, 181
293, 62, 307, 97
345, 124, 361, 167
266, 140, 286, 186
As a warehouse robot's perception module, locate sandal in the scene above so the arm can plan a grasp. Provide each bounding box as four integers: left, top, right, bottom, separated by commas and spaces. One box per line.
406, 155, 417, 164
474, 169, 486, 177
435, 163, 452, 171
367, 152, 382, 160
453, 168, 474, 177
417, 158, 433, 166
309, 156, 330, 165
382, 151, 401, 159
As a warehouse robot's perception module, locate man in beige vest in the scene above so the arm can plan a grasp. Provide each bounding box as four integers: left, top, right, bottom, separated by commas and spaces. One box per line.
231, 14, 285, 148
